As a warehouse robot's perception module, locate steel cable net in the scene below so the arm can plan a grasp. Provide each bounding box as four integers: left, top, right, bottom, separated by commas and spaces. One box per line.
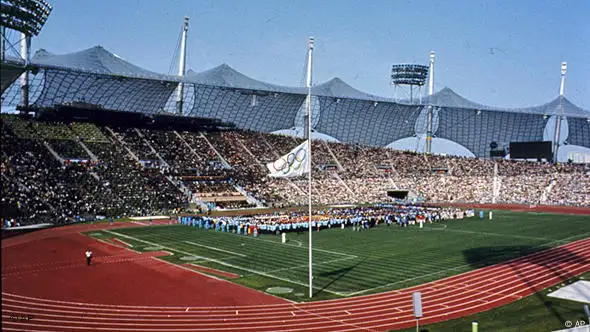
567, 117, 590, 148
1, 69, 45, 107
436, 107, 548, 157
33, 69, 177, 113
1, 68, 177, 113
315, 96, 422, 146
186, 84, 306, 132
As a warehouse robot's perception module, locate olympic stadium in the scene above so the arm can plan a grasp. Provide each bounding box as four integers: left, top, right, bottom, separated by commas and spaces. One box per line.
3, 44, 590, 161
2, 1, 590, 331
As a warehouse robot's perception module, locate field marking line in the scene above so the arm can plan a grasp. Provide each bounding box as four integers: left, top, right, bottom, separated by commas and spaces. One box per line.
434, 279, 522, 301
2, 239, 587, 325
125, 228, 357, 259
342, 236, 590, 297
103, 230, 347, 296
291, 306, 379, 332
341, 263, 474, 297
2, 292, 295, 310
154, 257, 296, 304
426, 226, 557, 242
101, 238, 143, 255
183, 241, 247, 257
130, 221, 148, 226
111, 237, 134, 248
1, 249, 588, 324
544, 231, 590, 245
224, 231, 358, 259
244, 256, 357, 276
1, 261, 585, 324
2, 257, 586, 332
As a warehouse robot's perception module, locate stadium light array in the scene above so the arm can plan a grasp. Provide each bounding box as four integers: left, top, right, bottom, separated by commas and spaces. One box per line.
0, 0, 52, 36
391, 64, 429, 86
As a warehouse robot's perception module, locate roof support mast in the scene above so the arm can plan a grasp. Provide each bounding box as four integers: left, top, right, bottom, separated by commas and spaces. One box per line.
176, 16, 189, 115
553, 62, 566, 162
0, 26, 5, 63
306, 36, 314, 299
20, 32, 31, 108
425, 51, 435, 154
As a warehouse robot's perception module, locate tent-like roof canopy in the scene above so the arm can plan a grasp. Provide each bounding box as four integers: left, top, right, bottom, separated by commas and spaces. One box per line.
422, 87, 589, 117
32, 46, 174, 80
13, 45, 588, 116
424, 87, 495, 110
184, 64, 303, 94
516, 97, 589, 118
312, 77, 390, 101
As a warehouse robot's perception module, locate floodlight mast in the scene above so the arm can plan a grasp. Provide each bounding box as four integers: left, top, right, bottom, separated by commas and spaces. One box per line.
425, 51, 435, 154
553, 62, 567, 162
176, 16, 189, 115
306, 36, 314, 299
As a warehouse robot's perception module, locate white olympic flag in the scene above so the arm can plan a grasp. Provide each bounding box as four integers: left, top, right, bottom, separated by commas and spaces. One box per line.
266, 140, 309, 178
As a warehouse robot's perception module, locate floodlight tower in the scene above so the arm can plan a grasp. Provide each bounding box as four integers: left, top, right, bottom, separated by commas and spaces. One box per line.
176, 16, 189, 115
391, 64, 428, 103
425, 51, 435, 154
0, 0, 52, 108
553, 62, 567, 162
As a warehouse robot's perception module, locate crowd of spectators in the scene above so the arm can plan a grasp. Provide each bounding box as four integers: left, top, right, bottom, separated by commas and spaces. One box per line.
1, 114, 588, 226
1, 116, 186, 225
224, 130, 588, 207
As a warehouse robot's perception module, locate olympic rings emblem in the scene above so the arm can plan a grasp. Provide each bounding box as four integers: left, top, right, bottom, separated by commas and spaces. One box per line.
271, 147, 307, 174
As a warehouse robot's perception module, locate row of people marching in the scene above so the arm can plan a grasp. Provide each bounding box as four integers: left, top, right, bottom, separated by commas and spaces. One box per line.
177, 204, 475, 234
179, 216, 261, 236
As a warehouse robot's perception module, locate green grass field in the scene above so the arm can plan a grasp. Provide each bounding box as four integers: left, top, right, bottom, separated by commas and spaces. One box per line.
87, 211, 590, 302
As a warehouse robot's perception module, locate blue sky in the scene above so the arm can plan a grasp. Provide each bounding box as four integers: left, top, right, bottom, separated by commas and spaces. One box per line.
19, 0, 590, 109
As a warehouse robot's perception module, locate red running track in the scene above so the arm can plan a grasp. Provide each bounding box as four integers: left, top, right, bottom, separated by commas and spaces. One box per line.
2, 222, 589, 331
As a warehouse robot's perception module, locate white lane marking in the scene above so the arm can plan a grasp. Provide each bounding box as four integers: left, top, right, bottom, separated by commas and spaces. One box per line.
103, 230, 346, 296
183, 241, 247, 257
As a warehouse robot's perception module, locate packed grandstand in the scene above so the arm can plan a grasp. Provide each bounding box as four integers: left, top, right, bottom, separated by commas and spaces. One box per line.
1, 110, 588, 227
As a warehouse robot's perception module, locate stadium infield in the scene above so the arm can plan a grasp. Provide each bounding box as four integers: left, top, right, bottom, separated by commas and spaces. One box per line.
89, 210, 590, 301
2, 209, 589, 331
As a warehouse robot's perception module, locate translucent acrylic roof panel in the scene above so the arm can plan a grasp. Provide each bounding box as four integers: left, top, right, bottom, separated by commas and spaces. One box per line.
436, 107, 547, 157
567, 117, 590, 148
187, 84, 305, 132
315, 97, 422, 147
33, 69, 177, 113
1, 62, 25, 95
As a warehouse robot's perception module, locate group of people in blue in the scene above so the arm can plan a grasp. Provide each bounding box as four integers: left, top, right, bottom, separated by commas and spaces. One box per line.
175, 204, 475, 235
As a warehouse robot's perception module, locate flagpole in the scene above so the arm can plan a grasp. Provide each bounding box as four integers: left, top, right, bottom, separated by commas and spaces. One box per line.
306, 36, 315, 299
